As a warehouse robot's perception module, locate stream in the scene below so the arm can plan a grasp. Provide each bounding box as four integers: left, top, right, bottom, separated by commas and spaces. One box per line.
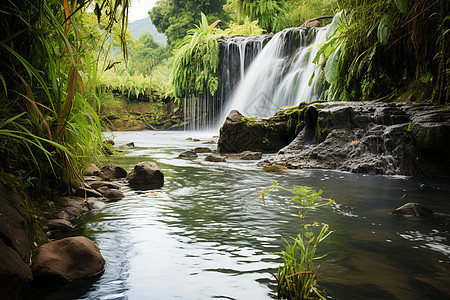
51, 131, 450, 299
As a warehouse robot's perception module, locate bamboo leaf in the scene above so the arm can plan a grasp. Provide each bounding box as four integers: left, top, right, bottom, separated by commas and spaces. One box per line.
57, 66, 77, 137
394, 0, 408, 14
377, 15, 389, 45
325, 44, 342, 84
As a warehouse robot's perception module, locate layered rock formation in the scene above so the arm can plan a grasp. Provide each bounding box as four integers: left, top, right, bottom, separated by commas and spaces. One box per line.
219, 102, 450, 177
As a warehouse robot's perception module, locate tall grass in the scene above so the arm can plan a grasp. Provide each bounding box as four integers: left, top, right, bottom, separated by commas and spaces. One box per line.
0, 0, 129, 192
254, 183, 334, 299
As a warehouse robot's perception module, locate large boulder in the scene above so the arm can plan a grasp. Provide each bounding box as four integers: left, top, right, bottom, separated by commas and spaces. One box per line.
126, 161, 164, 189
100, 163, 127, 181
31, 236, 105, 284
84, 164, 101, 176
178, 150, 198, 159
218, 109, 302, 153
255, 102, 450, 177
0, 183, 32, 299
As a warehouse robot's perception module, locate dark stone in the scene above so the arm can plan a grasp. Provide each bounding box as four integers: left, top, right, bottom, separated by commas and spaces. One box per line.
84, 164, 101, 176
54, 211, 70, 222
178, 150, 198, 158
86, 198, 106, 210
0, 183, 32, 298
45, 219, 74, 235
240, 151, 262, 160
204, 155, 226, 162
73, 187, 102, 198
254, 102, 450, 177
64, 206, 86, 220
391, 202, 434, 217
0, 239, 32, 300
193, 147, 213, 153
100, 163, 127, 181
218, 109, 295, 153
125, 142, 135, 148
105, 139, 115, 145
126, 161, 164, 189
31, 236, 105, 284
103, 189, 125, 202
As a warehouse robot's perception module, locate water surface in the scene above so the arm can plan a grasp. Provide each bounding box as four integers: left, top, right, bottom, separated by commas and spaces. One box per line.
71, 131, 449, 299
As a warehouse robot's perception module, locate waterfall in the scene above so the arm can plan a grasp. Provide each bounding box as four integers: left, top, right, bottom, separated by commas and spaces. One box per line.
183, 35, 268, 131
220, 26, 328, 122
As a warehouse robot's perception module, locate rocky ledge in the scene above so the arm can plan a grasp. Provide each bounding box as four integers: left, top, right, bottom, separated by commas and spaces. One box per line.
218, 102, 450, 177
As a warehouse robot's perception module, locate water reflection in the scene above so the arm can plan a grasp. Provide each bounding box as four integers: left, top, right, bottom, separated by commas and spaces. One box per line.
67, 131, 450, 299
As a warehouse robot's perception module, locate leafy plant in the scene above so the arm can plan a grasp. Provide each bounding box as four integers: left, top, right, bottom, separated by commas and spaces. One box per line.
254, 182, 334, 299
170, 12, 222, 98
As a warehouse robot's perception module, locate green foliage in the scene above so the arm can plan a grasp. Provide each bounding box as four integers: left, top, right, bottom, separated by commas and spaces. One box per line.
317, 0, 449, 103
254, 183, 334, 299
237, 0, 288, 33
0, 0, 129, 193
149, 0, 230, 49
170, 13, 222, 97
224, 17, 265, 36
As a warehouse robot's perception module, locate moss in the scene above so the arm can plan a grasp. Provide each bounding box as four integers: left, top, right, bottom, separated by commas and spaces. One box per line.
262, 165, 289, 172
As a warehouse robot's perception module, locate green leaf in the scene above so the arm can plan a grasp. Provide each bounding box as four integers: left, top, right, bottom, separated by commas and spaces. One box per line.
325, 44, 342, 84
377, 15, 389, 45
394, 0, 408, 14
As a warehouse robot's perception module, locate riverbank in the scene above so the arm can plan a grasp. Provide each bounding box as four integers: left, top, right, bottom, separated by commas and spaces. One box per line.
99, 93, 183, 131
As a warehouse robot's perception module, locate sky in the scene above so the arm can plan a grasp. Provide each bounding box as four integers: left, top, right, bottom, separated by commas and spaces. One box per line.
128, 0, 158, 22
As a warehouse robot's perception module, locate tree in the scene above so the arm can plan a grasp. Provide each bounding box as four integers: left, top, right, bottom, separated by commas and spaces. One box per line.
149, 0, 230, 48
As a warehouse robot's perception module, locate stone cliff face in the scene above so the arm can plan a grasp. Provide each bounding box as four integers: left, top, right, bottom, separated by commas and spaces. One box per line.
218, 102, 450, 177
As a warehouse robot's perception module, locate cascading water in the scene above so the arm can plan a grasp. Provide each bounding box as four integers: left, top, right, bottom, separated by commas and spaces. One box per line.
220, 26, 329, 123
183, 35, 268, 131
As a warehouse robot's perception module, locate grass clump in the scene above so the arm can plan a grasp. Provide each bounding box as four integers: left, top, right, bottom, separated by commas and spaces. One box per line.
254, 182, 334, 299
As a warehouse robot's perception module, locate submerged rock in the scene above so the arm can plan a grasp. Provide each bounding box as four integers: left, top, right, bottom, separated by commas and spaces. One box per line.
204, 155, 227, 162
127, 161, 164, 189
391, 202, 434, 217
240, 151, 262, 160
178, 150, 198, 158
31, 236, 105, 284
193, 147, 213, 153
262, 165, 289, 172
103, 189, 125, 202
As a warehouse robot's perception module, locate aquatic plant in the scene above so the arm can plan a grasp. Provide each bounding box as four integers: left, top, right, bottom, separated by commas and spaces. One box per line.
254, 182, 334, 299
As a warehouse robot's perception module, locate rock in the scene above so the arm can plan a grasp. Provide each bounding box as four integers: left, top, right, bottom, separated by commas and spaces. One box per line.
125, 142, 135, 148
84, 164, 101, 176
86, 198, 106, 210
252, 102, 450, 177
100, 163, 127, 180
0, 239, 33, 300
31, 236, 105, 284
45, 219, 74, 234
105, 139, 115, 145
103, 189, 125, 202
178, 150, 198, 158
240, 151, 262, 160
54, 211, 70, 222
391, 202, 434, 217
127, 161, 164, 189
0, 183, 33, 298
193, 138, 200, 142
73, 187, 103, 198
262, 165, 289, 172
202, 140, 216, 144
204, 155, 226, 162
193, 147, 213, 153
186, 137, 193, 141
218, 110, 293, 153
64, 206, 86, 220
89, 181, 121, 190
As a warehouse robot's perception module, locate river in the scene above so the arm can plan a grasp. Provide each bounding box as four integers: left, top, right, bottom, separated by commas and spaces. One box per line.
43, 130, 450, 299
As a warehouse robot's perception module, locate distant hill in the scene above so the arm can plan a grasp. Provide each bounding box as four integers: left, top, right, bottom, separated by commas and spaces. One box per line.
129, 17, 167, 46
